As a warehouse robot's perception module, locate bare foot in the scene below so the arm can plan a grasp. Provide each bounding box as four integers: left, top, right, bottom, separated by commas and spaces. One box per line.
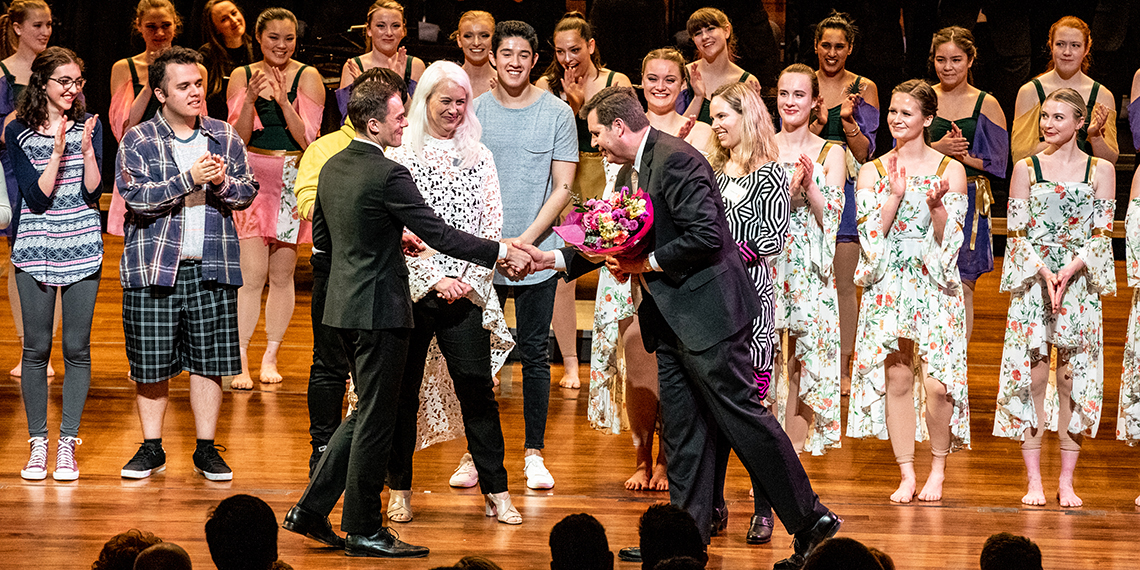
625, 464, 650, 491
649, 462, 669, 491
840, 374, 851, 396
11, 362, 57, 378
492, 374, 500, 387
1058, 486, 1082, 508
917, 472, 945, 501
259, 359, 283, 384
1021, 478, 1046, 506
558, 360, 580, 389
749, 486, 754, 497
230, 373, 254, 390
890, 477, 917, 503
1134, 494, 1139, 507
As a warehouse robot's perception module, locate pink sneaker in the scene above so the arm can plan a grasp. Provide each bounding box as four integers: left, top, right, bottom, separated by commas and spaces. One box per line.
53, 437, 81, 481
20, 437, 48, 480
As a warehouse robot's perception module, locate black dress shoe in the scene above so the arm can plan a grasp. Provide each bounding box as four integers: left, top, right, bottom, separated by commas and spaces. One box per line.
772, 511, 841, 570
345, 527, 429, 558
282, 505, 345, 549
746, 515, 773, 544
618, 546, 642, 562
709, 506, 729, 537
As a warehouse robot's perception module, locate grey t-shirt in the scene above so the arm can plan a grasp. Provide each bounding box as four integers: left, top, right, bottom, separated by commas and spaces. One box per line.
171, 130, 209, 260
473, 89, 577, 285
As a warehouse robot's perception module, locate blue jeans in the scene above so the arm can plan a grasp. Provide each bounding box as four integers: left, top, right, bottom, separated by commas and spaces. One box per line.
496, 277, 557, 450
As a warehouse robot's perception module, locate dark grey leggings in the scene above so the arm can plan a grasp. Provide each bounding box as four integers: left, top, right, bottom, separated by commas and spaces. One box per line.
17, 268, 100, 439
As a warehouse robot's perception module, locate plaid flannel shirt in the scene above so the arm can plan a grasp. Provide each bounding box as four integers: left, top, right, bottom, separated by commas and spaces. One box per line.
116, 112, 258, 289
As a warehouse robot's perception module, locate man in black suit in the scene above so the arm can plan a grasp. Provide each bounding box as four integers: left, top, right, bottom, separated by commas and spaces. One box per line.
521, 86, 839, 570
281, 78, 532, 558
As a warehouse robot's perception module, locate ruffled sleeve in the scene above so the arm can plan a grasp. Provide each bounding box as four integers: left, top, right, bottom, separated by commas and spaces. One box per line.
109, 80, 135, 142
971, 113, 1009, 179
226, 88, 262, 132
1076, 197, 1116, 295
811, 183, 843, 279
853, 99, 879, 157
853, 176, 888, 287
294, 90, 324, 146
1129, 97, 1140, 153
1010, 104, 1042, 163
1126, 197, 1140, 287
922, 191, 968, 290
1098, 109, 1119, 159
999, 197, 1047, 293
335, 85, 352, 125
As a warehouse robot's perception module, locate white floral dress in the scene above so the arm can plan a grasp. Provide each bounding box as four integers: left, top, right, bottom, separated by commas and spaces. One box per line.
389, 137, 516, 450
994, 157, 1115, 440
847, 157, 971, 451
587, 160, 631, 433
1118, 197, 1140, 445
770, 143, 844, 455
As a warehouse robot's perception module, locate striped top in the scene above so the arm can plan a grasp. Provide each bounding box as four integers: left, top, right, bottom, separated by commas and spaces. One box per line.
716, 162, 790, 367
7, 116, 103, 286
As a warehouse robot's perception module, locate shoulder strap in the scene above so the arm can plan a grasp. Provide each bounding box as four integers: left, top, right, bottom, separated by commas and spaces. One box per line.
972, 91, 987, 118
740, 71, 751, 83
242, 64, 252, 80
1028, 156, 1042, 185
1085, 157, 1096, 184
290, 65, 307, 93
816, 141, 837, 164
1087, 82, 1100, 112
605, 70, 615, 87
935, 155, 951, 178
0, 62, 12, 82
353, 56, 364, 72
129, 58, 141, 85
1032, 78, 1045, 102
872, 158, 886, 177
404, 56, 413, 82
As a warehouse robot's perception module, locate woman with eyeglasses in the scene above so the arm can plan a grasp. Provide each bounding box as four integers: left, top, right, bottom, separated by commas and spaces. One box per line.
6, 47, 102, 481
0, 0, 53, 378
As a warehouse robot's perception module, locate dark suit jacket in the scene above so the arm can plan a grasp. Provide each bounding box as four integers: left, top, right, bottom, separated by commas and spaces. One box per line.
315, 140, 500, 330
563, 128, 760, 352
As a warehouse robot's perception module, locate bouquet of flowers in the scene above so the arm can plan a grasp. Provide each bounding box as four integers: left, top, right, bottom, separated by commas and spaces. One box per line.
554, 186, 654, 259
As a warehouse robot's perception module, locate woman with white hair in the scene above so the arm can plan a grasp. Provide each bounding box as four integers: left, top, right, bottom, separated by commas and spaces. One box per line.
384, 60, 521, 525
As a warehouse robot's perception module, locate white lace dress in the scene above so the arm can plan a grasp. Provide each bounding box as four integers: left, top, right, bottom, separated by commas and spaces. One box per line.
389, 137, 515, 450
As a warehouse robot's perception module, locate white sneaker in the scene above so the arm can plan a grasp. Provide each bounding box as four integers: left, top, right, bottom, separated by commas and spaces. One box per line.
450, 453, 479, 488
524, 455, 555, 490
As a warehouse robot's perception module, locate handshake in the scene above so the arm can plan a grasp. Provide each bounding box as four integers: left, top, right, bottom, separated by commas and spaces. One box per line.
496, 238, 557, 280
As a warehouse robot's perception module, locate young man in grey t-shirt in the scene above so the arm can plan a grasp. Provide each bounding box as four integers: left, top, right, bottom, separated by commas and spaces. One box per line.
465, 20, 577, 490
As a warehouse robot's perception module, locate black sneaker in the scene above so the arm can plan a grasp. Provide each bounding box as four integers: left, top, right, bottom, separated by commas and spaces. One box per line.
193, 444, 233, 481
121, 442, 166, 479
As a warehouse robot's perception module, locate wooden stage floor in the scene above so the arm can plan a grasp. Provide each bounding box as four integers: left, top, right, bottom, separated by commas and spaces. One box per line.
1, 238, 1139, 569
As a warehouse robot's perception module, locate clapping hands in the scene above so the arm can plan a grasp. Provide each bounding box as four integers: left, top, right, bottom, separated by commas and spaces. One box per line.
932, 123, 969, 159
190, 153, 226, 186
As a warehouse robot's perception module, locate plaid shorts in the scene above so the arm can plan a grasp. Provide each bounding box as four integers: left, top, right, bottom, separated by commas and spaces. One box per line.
123, 262, 241, 383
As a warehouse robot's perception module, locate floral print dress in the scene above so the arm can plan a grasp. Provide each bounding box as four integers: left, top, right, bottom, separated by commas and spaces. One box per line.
1119, 197, 1140, 445
770, 143, 844, 455
994, 157, 1115, 441
847, 157, 971, 452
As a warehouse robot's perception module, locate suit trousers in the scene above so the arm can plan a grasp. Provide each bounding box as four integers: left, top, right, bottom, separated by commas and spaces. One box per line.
306, 251, 352, 473
655, 313, 826, 543
387, 296, 509, 494
297, 327, 412, 535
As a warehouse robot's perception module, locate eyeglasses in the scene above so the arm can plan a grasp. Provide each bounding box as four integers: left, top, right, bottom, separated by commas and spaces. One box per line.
48, 76, 86, 90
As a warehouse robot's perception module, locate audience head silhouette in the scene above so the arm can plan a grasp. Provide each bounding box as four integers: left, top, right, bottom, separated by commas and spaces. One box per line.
93, 529, 164, 570
980, 533, 1042, 570
638, 504, 706, 570
802, 538, 884, 570
550, 513, 613, 570
204, 494, 280, 570
132, 543, 192, 570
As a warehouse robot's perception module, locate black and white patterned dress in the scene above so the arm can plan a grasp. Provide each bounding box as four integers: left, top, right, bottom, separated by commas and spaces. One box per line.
716, 162, 790, 383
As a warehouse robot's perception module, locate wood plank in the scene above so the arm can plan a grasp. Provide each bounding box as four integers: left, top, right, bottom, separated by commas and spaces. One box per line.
0, 241, 1138, 569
